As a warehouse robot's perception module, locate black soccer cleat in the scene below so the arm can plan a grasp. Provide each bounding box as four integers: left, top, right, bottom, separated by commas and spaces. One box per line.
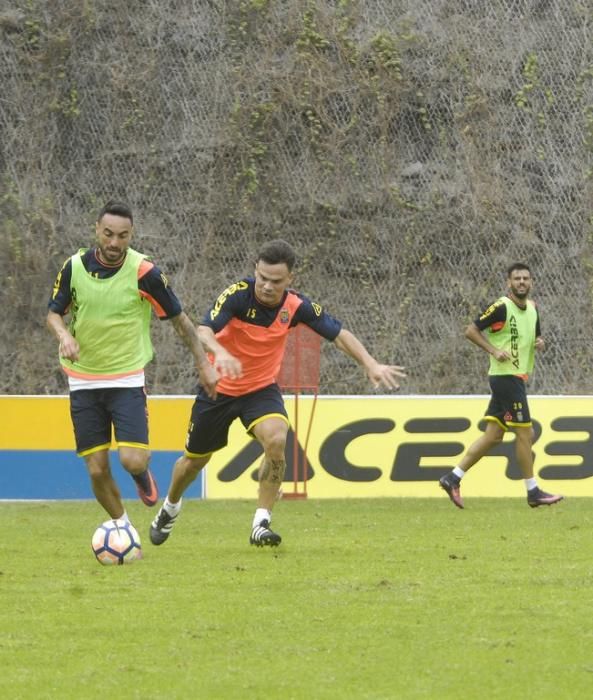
250, 519, 282, 547
439, 472, 464, 509
149, 506, 179, 545
527, 488, 564, 508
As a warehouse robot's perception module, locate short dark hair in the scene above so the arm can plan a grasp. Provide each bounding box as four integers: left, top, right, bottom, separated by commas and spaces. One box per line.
257, 239, 296, 271
507, 262, 530, 276
97, 200, 133, 225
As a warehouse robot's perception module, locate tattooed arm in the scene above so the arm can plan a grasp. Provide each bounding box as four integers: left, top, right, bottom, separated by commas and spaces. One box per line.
170, 312, 219, 398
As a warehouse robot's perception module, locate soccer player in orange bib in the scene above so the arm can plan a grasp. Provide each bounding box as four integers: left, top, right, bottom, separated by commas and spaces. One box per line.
150, 239, 406, 547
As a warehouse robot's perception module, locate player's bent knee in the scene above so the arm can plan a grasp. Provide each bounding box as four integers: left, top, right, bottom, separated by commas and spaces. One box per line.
120, 452, 150, 474
178, 455, 207, 478
263, 432, 288, 456
87, 463, 111, 480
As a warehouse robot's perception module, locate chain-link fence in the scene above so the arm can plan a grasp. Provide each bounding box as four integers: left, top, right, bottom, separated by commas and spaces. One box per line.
1, 0, 593, 396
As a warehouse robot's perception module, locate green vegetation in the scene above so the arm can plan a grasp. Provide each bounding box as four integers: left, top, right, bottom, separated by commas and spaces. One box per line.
2, 2, 593, 396
1, 498, 590, 699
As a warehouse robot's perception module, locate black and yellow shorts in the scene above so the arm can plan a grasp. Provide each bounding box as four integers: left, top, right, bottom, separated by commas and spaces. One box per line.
184, 383, 289, 457
484, 375, 531, 430
69, 386, 149, 455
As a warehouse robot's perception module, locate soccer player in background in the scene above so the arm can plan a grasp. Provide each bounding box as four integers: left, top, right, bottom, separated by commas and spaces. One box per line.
150, 238, 406, 547
438, 262, 563, 509
47, 200, 218, 526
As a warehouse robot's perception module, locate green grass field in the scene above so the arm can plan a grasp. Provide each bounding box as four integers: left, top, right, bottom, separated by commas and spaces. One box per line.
1, 497, 592, 699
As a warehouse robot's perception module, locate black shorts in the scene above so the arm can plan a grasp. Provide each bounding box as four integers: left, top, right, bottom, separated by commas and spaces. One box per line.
185, 383, 289, 456
484, 375, 531, 430
69, 387, 149, 456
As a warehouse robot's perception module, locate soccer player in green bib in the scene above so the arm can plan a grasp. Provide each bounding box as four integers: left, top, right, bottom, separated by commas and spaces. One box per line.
439, 262, 563, 509
47, 201, 218, 527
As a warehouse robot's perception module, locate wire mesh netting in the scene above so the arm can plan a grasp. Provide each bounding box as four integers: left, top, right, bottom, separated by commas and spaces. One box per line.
278, 325, 322, 393
1, 0, 593, 396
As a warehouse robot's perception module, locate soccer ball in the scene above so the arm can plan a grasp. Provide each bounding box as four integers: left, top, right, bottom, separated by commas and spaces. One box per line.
91, 519, 142, 565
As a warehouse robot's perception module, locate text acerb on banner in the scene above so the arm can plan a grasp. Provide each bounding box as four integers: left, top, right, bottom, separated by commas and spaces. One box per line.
1, 396, 592, 499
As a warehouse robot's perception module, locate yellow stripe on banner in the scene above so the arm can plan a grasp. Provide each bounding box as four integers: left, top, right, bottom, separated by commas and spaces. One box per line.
145, 396, 193, 450
0, 396, 74, 449
204, 395, 593, 499
2, 395, 593, 498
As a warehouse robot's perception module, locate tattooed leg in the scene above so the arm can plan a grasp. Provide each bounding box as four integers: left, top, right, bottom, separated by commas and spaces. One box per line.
258, 457, 286, 510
